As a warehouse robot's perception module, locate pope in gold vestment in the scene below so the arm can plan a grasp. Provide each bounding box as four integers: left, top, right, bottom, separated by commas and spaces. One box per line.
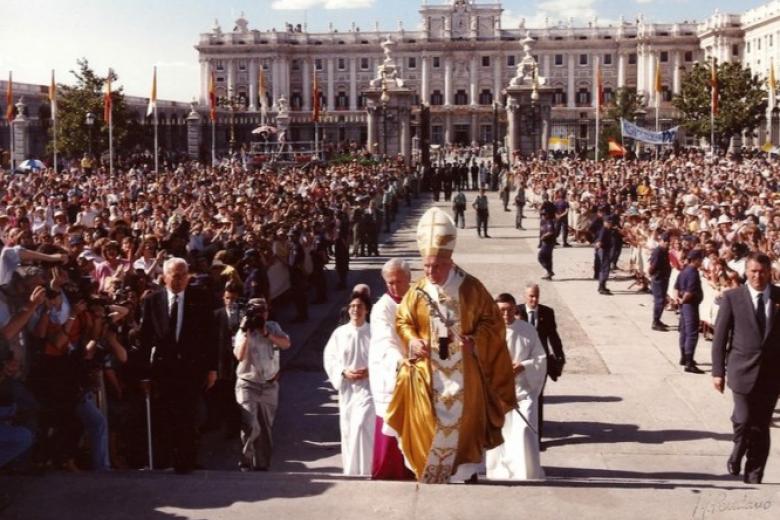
383, 207, 516, 483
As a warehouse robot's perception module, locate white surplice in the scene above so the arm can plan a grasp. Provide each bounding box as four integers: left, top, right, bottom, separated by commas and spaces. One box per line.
368, 294, 404, 419
323, 321, 376, 476
486, 318, 547, 480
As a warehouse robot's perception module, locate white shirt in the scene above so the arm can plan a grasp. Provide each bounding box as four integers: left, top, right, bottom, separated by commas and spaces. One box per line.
165, 288, 185, 342
746, 284, 772, 326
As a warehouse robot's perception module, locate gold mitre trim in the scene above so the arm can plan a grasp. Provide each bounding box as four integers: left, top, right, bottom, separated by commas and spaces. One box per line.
417, 207, 457, 258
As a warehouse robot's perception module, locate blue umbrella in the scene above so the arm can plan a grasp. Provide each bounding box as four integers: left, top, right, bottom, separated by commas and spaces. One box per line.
18, 159, 45, 172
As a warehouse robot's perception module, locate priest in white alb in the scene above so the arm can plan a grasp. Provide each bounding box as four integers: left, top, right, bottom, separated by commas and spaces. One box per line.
368, 258, 414, 479
384, 207, 517, 483
324, 292, 376, 476
486, 292, 547, 480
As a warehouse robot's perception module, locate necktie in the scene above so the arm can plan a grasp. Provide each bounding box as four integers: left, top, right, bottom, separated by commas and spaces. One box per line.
170, 295, 179, 343
530, 310, 537, 328
757, 293, 766, 338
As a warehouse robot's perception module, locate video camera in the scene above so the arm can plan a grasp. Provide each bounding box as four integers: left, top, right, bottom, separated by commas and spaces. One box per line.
240, 298, 268, 332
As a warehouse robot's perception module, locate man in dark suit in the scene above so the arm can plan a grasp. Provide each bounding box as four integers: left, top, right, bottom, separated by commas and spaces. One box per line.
204, 282, 243, 437
712, 252, 780, 484
140, 257, 217, 473
517, 283, 566, 447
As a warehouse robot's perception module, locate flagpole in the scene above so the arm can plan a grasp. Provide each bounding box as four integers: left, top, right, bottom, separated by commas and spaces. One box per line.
595, 57, 600, 162
9, 119, 14, 172
211, 116, 216, 166
711, 58, 716, 157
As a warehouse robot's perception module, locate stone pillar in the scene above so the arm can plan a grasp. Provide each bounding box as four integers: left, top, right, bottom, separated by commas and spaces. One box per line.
421, 56, 430, 104
493, 57, 502, 103
302, 60, 311, 111
367, 106, 377, 153
281, 58, 291, 98
567, 53, 575, 108
400, 107, 411, 159
469, 56, 478, 106
186, 104, 203, 160
11, 99, 29, 166
636, 45, 645, 99
444, 112, 453, 144
543, 54, 551, 80
471, 112, 479, 144
200, 60, 209, 105
248, 59, 258, 111
506, 104, 518, 161
647, 52, 656, 106
272, 59, 280, 107
617, 52, 626, 88
227, 59, 236, 94
349, 57, 358, 111
673, 50, 681, 94
327, 58, 335, 111
444, 56, 453, 106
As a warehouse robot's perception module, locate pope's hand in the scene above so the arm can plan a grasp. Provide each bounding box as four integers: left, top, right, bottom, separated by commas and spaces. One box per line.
409, 338, 430, 359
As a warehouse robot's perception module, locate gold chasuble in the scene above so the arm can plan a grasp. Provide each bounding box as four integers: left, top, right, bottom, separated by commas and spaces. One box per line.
386, 269, 516, 483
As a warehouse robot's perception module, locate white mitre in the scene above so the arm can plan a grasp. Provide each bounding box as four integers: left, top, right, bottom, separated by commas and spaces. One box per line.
417, 207, 457, 258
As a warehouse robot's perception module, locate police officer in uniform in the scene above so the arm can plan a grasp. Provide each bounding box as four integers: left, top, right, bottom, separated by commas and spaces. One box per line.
452, 189, 467, 229
675, 249, 706, 374
648, 231, 672, 331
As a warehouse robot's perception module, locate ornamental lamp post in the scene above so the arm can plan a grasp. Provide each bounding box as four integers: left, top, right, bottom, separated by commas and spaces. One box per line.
218, 86, 248, 154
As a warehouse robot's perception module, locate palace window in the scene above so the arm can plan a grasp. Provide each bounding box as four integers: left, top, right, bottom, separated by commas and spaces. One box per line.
482, 56, 491, 67
507, 55, 516, 67
336, 91, 349, 110
315, 59, 323, 71
628, 53, 637, 65
660, 51, 669, 63
338, 58, 346, 71
454, 89, 468, 105
604, 54, 612, 66
576, 88, 591, 106
433, 56, 441, 68
478, 89, 493, 105
579, 54, 588, 66
430, 90, 444, 105
361, 57, 369, 70
554, 54, 564, 66
408, 57, 417, 69
684, 51, 693, 62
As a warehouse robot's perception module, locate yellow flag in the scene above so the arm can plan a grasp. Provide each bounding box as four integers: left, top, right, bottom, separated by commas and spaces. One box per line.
49, 70, 57, 120
770, 58, 776, 108
654, 57, 662, 107
146, 66, 157, 117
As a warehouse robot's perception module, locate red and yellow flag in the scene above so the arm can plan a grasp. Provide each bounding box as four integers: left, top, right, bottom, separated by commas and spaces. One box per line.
208, 67, 217, 122
595, 60, 604, 111
311, 69, 321, 123
711, 59, 719, 116
103, 71, 113, 123
608, 138, 626, 157
49, 70, 57, 120
5, 71, 13, 121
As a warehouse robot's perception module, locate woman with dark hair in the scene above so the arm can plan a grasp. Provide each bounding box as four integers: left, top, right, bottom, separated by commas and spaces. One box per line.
323, 292, 375, 476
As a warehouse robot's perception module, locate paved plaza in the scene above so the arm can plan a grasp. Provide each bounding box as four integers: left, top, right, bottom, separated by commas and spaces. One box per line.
3, 193, 779, 520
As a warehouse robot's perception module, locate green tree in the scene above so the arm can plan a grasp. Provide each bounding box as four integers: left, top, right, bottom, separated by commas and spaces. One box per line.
605, 87, 645, 123
50, 58, 132, 159
672, 60, 767, 149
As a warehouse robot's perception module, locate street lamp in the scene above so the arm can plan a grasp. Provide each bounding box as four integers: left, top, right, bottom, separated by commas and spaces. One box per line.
85, 112, 95, 156
492, 100, 500, 165
217, 86, 248, 154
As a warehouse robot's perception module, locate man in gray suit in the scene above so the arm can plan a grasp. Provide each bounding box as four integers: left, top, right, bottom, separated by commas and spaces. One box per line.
712, 252, 780, 484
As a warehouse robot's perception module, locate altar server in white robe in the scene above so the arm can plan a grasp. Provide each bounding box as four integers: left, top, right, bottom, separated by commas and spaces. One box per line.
324, 292, 376, 476
486, 292, 547, 480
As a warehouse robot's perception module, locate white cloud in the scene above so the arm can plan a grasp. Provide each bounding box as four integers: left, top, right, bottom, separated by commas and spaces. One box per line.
270, 0, 374, 10
634, 0, 653, 4
503, 1, 621, 29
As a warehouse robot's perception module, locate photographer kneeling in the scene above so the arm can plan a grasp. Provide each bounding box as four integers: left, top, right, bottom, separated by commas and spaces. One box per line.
233, 298, 290, 471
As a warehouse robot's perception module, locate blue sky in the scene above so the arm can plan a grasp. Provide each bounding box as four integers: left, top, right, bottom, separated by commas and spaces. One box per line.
0, 0, 769, 102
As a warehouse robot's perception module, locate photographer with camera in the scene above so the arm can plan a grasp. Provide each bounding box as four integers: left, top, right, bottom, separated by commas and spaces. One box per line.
233, 298, 290, 471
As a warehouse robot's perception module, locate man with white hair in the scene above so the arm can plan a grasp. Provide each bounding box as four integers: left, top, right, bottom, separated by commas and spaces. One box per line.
384, 207, 516, 483
368, 258, 414, 480
140, 257, 217, 473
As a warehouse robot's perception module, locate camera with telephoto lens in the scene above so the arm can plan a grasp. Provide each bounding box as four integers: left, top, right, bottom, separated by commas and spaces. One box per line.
240, 299, 267, 332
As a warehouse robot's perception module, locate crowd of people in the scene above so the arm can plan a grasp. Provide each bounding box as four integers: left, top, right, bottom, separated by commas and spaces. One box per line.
0, 154, 418, 475
3, 143, 780, 487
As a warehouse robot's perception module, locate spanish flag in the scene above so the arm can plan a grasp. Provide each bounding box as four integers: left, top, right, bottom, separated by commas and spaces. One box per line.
208, 67, 217, 122
5, 71, 13, 121
49, 70, 57, 121
311, 69, 321, 123
711, 59, 719, 116
608, 138, 626, 158
595, 59, 604, 111
146, 66, 157, 117
103, 70, 113, 123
